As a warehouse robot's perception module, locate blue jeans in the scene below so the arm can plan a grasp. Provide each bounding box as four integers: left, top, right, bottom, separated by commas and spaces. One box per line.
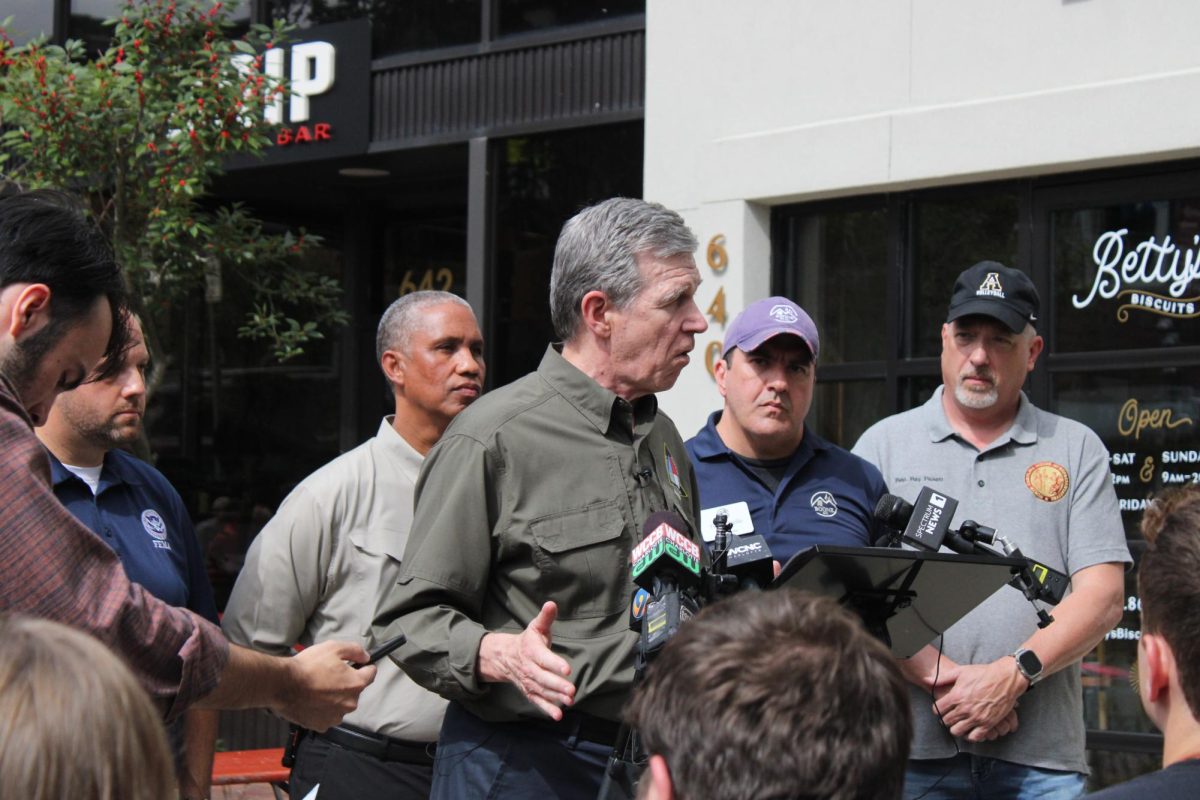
904, 755, 1086, 800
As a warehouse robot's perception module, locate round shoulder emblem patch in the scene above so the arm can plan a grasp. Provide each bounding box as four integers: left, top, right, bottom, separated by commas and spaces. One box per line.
141, 509, 168, 540
810, 490, 838, 518
1025, 462, 1069, 503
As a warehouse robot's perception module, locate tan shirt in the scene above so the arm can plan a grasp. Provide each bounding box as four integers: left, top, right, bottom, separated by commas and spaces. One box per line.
223, 418, 446, 741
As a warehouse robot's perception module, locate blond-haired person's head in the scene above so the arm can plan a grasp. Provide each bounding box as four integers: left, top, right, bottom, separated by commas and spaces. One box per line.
0, 614, 175, 800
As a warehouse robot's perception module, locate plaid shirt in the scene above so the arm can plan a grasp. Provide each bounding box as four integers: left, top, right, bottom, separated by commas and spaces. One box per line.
0, 375, 228, 720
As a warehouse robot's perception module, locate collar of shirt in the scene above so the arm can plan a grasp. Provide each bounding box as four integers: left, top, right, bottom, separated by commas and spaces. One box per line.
537, 344, 658, 437
47, 448, 145, 496
689, 409, 830, 462
374, 415, 425, 482
925, 385, 1039, 450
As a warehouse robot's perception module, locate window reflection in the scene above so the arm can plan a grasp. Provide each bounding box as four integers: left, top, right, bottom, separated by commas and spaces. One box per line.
911, 192, 1019, 358
810, 379, 887, 449
267, 0, 482, 55
788, 207, 888, 364
491, 121, 643, 388
497, 0, 643, 36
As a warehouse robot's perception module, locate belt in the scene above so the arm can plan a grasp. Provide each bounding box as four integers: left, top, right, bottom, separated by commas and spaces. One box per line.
524, 710, 622, 747
314, 723, 436, 765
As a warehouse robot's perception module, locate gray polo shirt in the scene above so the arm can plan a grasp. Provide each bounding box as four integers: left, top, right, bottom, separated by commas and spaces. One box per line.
853, 387, 1130, 774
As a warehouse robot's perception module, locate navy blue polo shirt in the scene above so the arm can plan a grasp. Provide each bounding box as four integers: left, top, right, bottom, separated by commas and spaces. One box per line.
48, 449, 218, 624
685, 412, 887, 566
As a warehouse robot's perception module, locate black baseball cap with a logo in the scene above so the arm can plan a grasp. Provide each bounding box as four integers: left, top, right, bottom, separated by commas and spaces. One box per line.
946, 261, 1039, 333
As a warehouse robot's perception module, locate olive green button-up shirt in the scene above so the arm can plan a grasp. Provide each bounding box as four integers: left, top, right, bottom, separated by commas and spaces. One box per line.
374, 345, 700, 723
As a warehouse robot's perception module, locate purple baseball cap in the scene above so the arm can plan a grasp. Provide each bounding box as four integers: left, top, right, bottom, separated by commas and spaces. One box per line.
723, 296, 819, 359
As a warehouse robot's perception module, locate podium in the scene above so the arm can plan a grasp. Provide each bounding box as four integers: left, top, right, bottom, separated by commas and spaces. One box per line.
773, 545, 1026, 658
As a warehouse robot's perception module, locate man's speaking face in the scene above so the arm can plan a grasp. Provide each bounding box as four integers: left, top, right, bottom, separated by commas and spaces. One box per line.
1, 295, 112, 427
50, 315, 149, 450
606, 252, 707, 401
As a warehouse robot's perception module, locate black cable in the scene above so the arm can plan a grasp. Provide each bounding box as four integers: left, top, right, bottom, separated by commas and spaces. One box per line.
908, 634, 961, 800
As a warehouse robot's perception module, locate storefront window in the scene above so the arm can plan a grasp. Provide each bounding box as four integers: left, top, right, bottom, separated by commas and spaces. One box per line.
491, 121, 643, 388
810, 379, 887, 448
1052, 197, 1200, 353
911, 191, 1020, 358
1050, 365, 1200, 742
384, 211, 468, 301
267, 0, 481, 56
5, 0, 55, 45
787, 206, 888, 365
496, 0, 643, 37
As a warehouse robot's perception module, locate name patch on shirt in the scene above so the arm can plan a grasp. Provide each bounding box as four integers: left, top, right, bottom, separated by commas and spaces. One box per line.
810, 490, 838, 518
141, 509, 172, 550
699, 501, 753, 542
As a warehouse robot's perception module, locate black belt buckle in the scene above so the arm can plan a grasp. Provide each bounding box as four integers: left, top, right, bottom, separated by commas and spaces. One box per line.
282, 724, 304, 768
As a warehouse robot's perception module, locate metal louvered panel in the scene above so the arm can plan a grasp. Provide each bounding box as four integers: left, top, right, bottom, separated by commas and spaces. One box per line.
371, 29, 645, 148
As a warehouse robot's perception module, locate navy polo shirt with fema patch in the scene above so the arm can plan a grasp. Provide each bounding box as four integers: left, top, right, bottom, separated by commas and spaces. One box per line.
48, 449, 218, 624
685, 411, 887, 565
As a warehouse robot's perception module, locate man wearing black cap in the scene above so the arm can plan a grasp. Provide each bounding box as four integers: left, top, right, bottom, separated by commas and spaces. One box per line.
854, 262, 1129, 799
686, 296, 886, 565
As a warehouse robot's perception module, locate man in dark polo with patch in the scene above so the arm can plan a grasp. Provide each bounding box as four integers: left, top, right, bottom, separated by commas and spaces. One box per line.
853, 261, 1130, 799
686, 296, 886, 564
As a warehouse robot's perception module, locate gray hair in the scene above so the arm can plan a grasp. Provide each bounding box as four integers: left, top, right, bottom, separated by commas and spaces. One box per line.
376, 290, 473, 367
549, 198, 698, 341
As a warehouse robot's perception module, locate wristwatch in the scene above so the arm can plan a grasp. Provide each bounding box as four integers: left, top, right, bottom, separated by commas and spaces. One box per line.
1012, 648, 1043, 686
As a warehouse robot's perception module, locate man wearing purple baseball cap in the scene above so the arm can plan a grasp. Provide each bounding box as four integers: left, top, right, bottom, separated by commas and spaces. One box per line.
684, 296, 887, 565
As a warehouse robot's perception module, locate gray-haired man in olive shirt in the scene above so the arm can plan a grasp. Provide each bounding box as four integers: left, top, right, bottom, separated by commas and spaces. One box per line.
374, 197, 707, 800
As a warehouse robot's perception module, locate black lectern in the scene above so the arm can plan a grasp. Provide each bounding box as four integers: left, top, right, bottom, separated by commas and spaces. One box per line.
773, 545, 1026, 658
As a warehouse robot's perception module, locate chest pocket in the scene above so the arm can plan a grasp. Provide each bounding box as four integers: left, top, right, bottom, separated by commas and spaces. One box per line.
345, 527, 407, 635
529, 501, 629, 619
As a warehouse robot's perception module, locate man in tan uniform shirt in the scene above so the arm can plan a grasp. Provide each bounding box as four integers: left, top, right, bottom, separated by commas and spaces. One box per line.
224, 291, 485, 799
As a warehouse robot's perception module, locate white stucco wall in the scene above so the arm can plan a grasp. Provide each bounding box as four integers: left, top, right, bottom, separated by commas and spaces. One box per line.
648, 0, 1200, 436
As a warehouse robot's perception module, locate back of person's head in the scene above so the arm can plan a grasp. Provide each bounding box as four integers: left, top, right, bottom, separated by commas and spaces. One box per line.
0, 188, 130, 378
1139, 483, 1200, 717
549, 197, 697, 342
625, 588, 911, 800
0, 614, 175, 800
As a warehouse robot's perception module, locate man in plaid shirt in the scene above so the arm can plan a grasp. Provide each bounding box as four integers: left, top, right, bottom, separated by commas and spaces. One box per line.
0, 188, 374, 727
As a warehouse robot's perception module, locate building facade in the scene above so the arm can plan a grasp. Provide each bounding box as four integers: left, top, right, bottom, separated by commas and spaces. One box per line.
648, 0, 1200, 781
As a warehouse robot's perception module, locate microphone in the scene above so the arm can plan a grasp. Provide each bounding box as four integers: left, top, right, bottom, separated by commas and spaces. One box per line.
873, 487, 959, 552
873, 487, 1071, 618
629, 511, 702, 659
631, 511, 702, 592
719, 533, 774, 591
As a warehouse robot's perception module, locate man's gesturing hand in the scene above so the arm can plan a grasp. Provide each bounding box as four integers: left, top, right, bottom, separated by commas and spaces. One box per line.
478, 601, 576, 720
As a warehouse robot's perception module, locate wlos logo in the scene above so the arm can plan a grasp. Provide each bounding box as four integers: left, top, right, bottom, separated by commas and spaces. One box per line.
769, 304, 799, 323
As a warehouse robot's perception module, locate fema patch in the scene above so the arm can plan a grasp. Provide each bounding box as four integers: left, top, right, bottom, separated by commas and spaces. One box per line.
769, 303, 799, 324
810, 491, 838, 518
141, 509, 168, 540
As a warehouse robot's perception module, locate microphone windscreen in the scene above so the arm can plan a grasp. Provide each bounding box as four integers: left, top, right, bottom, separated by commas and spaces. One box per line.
874, 494, 913, 529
